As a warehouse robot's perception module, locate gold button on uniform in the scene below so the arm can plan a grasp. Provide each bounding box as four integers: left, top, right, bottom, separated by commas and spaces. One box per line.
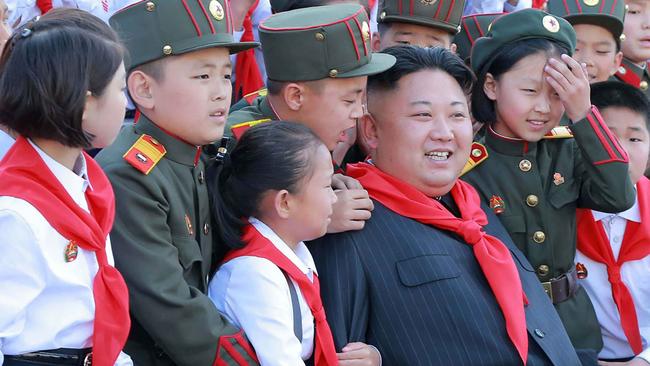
203, 223, 210, 235
526, 195, 539, 207
533, 231, 546, 243
162, 45, 172, 55
145, 1, 155, 11
519, 159, 532, 172
537, 264, 549, 276
641, 81, 648, 91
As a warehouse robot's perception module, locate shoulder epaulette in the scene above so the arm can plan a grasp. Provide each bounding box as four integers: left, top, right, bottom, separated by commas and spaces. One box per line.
243, 88, 268, 104
460, 142, 488, 176
231, 118, 272, 139
616, 64, 642, 88
543, 126, 573, 139
122, 134, 166, 175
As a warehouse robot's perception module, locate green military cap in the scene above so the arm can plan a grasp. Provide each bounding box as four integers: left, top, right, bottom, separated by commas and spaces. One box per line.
471, 9, 576, 74
259, 4, 396, 81
454, 13, 502, 62
547, 0, 625, 39
377, 0, 466, 34
110, 0, 258, 70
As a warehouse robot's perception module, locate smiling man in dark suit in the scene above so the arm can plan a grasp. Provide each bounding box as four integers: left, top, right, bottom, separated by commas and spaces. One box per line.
309, 45, 584, 365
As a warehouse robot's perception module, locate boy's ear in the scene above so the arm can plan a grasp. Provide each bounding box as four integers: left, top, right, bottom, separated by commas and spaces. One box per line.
283, 82, 306, 111
611, 51, 624, 77
483, 73, 498, 101
128, 70, 155, 110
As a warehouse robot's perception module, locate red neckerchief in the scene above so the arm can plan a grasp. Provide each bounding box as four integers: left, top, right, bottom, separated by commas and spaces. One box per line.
0, 137, 130, 366
346, 162, 529, 364
36, 0, 53, 14
577, 176, 650, 354
234, 0, 264, 101
222, 224, 338, 366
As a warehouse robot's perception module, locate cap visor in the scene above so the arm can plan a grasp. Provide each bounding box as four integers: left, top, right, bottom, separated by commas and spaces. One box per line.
336, 53, 397, 78
566, 15, 623, 38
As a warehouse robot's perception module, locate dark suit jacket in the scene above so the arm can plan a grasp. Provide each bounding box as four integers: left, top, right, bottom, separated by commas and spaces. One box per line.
309, 201, 582, 366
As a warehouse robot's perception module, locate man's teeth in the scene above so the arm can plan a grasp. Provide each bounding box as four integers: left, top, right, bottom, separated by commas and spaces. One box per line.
425, 151, 449, 160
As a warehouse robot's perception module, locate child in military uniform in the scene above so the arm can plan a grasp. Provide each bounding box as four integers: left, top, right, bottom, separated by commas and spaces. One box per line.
371, 0, 465, 50
95, 1, 260, 365
0, 10, 131, 365
576, 81, 650, 365
547, 0, 625, 83
615, 0, 650, 96
209, 121, 381, 365
461, 8, 635, 363
227, 4, 396, 233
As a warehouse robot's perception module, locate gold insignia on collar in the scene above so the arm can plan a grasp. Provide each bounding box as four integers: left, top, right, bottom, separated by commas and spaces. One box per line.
361, 21, 370, 42
583, 0, 599, 6
542, 15, 560, 33
420, 0, 437, 5
209, 0, 224, 21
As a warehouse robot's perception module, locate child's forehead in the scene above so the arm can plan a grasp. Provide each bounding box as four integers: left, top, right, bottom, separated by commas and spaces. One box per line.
602, 106, 650, 131
573, 23, 617, 43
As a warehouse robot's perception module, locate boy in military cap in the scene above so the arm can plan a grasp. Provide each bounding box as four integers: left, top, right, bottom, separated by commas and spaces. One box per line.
615, 0, 650, 97
227, 3, 396, 233
372, 0, 466, 51
547, 0, 625, 83
96, 1, 260, 365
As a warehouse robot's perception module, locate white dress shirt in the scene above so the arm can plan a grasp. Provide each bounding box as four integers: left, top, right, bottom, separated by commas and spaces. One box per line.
209, 217, 316, 366
463, 0, 531, 15
0, 140, 132, 365
0, 129, 14, 160
575, 192, 650, 361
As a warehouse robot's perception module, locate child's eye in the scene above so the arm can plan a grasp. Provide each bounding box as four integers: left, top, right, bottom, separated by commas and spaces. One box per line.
630, 137, 643, 142
451, 112, 467, 119
224, 74, 232, 80
596, 50, 611, 55
195, 74, 210, 80
343, 100, 355, 105
522, 89, 536, 93
396, 40, 411, 45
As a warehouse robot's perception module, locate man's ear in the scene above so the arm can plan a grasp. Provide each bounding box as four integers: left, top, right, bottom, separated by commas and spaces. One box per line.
282, 82, 306, 111
128, 70, 155, 110
483, 73, 498, 101
359, 112, 380, 151
371, 31, 382, 52
273, 189, 292, 219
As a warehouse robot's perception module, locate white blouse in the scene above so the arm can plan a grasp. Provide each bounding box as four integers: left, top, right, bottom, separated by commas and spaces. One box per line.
209, 217, 317, 366
0, 140, 132, 365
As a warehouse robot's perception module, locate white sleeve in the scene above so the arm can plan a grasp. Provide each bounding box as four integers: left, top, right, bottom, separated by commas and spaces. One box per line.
0, 207, 47, 361
114, 351, 134, 366
219, 258, 306, 366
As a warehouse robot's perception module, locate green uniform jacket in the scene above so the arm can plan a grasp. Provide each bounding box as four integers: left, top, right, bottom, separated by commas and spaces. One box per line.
226, 95, 278, 139
462, 108, 635, 351
96, 115, 258, 366
614, 58, 650, 99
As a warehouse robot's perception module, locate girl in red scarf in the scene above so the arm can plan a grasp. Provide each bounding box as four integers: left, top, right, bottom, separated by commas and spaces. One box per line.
208, 121, 381, 366
0, 10, 131, 366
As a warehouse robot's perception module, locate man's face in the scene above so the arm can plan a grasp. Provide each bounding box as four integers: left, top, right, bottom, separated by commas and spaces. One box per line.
295, 76, 366, 151
573, 23, 623, 83
369, 69, 473, 197
373, 22, 453, 51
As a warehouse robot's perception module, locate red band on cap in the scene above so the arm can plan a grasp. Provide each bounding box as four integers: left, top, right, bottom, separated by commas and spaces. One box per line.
608, 0, 617, 14
226, 0, 233, 33
573, 0, 583, 13
181, 0, 202, 37
434, 0, 443, 19
197, 0, 216, 34
473, 15, 485, 37
445, 0, 456, 22
352, 16, 369, 56
344, 20, 361, 61
409, 0, 414, 16
398, 0, 403, 15
561, 0, 570, 14
463, 18, 475, 44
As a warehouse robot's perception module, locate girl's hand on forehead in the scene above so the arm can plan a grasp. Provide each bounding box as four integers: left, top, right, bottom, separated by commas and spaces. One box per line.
544, 54, 591, 123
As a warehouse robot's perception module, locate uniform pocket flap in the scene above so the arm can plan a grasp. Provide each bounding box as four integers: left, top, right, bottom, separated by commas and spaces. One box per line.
549, 177, 578, 209
396, 255, 461, 287
172, 236, 203, 270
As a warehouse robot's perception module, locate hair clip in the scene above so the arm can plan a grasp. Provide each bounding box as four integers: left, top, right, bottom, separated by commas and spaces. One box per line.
20, 28, 32, 38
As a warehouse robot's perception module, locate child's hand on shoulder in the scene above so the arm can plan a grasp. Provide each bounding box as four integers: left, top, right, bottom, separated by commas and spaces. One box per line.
544, 54, 591, 123
337, 342, 382, 366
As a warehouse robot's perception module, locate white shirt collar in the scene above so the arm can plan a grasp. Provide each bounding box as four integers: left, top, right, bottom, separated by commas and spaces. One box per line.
593, 185, 641, 223
28, 140, 92, 200
249, 217, 318, 277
